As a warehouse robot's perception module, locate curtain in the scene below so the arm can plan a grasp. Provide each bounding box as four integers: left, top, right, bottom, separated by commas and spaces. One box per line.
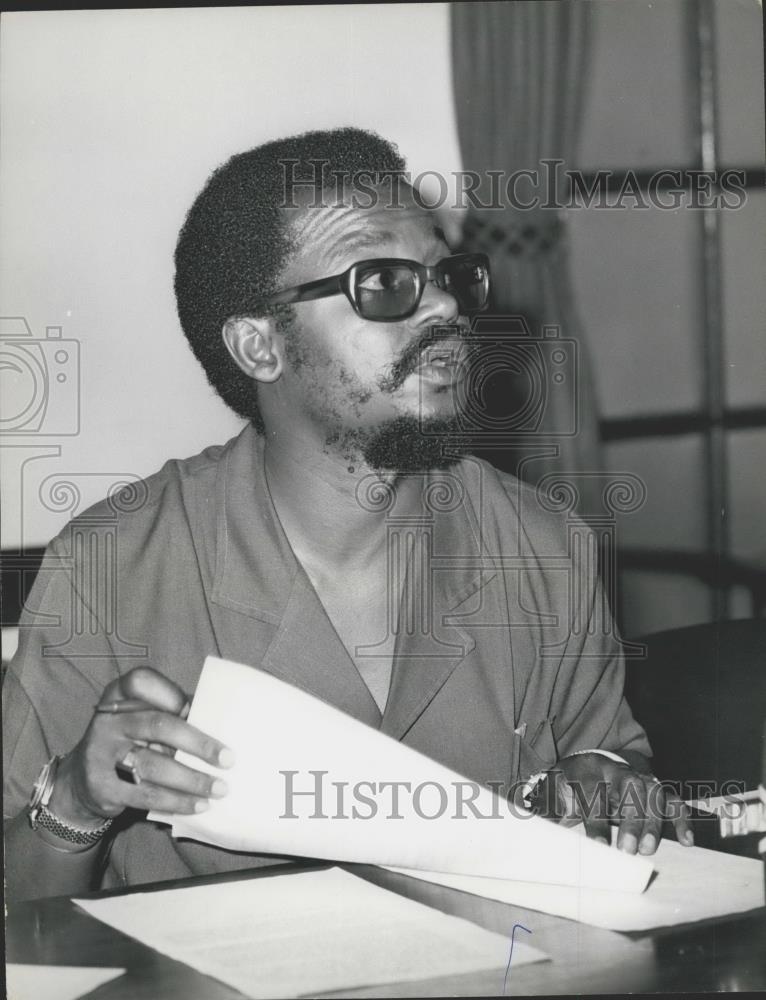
451, 0, 604, 513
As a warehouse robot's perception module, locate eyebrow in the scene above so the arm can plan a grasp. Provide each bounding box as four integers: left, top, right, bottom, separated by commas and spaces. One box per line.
324, 225, 451, 269
327, 229, 398, 260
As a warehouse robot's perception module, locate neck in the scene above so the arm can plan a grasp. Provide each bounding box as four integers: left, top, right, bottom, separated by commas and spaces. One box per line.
262, 424, 423, 572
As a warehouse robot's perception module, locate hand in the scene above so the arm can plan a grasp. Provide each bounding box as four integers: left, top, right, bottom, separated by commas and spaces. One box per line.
534, 752, 694, 855
51, 667, 234, 827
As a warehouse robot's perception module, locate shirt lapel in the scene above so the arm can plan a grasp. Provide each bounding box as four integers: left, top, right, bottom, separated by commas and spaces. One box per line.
209, 425, 381, 728
260, 571, 382, 727
380, 461, 500, 740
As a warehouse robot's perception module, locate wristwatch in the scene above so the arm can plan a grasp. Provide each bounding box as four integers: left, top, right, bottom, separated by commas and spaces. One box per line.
28, 755, 113, 849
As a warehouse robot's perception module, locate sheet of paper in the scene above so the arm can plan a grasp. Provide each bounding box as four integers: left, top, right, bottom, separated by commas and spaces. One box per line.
74, 867, 548, 998
386, 837, 766, 931
148, 655, 652, 893
6, 964, 125, 1000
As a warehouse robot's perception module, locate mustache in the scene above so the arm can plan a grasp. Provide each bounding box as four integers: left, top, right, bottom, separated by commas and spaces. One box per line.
379, 324, 473, 392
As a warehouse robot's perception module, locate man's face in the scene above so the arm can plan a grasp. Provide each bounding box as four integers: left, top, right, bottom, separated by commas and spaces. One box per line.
273, 187, 471, 469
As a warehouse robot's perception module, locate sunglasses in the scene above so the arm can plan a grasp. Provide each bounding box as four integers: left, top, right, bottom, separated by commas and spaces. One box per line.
266, 252, 491, 322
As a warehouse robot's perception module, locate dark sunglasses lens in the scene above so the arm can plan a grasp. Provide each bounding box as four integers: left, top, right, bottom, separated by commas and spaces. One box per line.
442, 257, 489, 312
355, 263, 418, 319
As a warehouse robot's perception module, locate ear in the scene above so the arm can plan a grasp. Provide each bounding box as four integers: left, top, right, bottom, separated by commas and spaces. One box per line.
222, 316, 283, 384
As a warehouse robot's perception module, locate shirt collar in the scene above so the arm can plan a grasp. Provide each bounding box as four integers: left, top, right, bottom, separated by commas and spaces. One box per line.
211, 424, 297, 623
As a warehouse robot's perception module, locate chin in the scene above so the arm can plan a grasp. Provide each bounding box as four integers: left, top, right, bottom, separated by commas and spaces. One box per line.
360, 415, 468, 474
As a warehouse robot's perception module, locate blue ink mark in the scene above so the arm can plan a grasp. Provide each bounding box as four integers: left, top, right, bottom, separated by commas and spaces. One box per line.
503, 922, 532, 994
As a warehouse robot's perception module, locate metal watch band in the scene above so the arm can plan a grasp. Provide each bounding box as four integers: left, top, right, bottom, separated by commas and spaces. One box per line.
28, 754, 113, 848
34, 804, 113, 847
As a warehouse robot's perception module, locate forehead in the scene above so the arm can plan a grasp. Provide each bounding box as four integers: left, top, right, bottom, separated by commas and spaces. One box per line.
284, 186, 447, 274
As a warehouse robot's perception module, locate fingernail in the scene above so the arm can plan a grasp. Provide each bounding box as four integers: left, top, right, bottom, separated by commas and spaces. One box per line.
639, 834, 657, 855
218, 747, 235, 768
619, 833, 638, 854
211, 779, 228, 798
684, 829, 694, 846
194, 800, 210, 813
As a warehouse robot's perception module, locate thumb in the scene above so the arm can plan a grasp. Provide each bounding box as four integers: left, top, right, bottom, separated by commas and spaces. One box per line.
117, 667, 190, 715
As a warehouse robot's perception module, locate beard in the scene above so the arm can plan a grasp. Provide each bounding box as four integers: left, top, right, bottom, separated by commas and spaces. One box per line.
346, 324, 475, 473
354, 414, 468, 474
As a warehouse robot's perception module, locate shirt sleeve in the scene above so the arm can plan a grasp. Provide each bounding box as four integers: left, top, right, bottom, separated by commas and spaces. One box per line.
3, 670, 51, 819
549, 566, 652, 761
3, 533, 123, 820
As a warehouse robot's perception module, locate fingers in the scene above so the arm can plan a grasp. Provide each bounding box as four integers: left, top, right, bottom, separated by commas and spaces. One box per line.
637, 788, 663, 856
120, 711, 233, 769
574, 782, 611, 844
71, 669, 232, 821
117, 667, 190, 716
544, 769, 611, 842
664, 791, 694, 846
554, 755, 693, 856
116, 747, 229, 813
83, 733, 230, 818
625, 781, 693, 854
119, 779, 212, 816
613, 773, 649, 854
555, 752, 619, 840
582, 813, 610, 844
614, 775, 675, 855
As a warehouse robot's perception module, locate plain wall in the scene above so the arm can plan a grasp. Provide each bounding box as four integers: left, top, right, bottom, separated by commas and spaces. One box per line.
0, 5, 463, 548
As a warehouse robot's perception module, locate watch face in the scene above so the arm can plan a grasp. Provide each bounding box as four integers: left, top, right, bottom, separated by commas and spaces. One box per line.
28, 758, 54, 811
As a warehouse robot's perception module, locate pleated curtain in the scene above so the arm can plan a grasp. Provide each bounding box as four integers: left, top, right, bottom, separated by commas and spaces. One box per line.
451, 0, 603, 511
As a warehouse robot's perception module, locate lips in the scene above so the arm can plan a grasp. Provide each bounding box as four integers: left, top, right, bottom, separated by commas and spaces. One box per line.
415, 341, 471, 385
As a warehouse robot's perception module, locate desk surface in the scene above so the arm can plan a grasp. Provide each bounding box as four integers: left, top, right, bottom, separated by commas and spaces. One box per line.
6, 858, 766, 998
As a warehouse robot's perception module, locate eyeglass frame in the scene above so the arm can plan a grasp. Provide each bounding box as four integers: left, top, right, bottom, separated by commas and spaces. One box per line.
265, 252, 491, 321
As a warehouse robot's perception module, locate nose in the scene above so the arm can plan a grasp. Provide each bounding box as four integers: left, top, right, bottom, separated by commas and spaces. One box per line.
409, 276, 460, 328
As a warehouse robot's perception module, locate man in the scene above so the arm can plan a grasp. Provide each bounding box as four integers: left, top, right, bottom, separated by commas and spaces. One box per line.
3, 128, 691, 903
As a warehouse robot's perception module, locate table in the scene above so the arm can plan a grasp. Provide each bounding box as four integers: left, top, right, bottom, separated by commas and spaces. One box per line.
6, 857, 766, 998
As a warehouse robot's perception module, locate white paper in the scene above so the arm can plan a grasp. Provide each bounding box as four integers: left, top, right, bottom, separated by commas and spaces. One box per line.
149, 656, 652, 893
386, 837, 766, 931
6, 964, 125, 1000
74, 867, 547, 999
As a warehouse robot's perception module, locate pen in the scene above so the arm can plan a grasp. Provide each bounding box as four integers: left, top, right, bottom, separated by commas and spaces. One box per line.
95, 698, 192, 718
94, 699, 157, 714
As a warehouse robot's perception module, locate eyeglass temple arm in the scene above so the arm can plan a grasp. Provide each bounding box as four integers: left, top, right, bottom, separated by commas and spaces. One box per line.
267, 274, 345, 306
